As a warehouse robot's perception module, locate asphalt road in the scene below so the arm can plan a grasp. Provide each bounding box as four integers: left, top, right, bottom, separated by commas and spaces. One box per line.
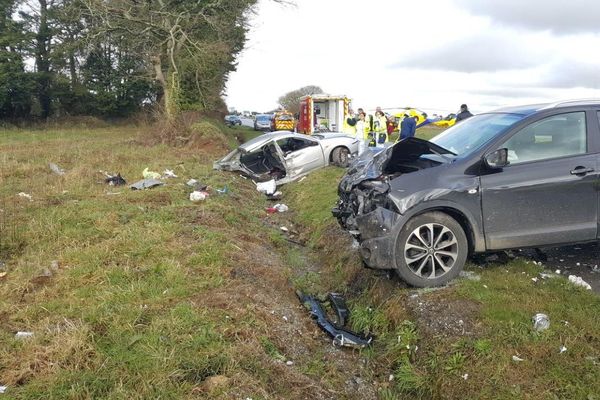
240, 117, 254, 128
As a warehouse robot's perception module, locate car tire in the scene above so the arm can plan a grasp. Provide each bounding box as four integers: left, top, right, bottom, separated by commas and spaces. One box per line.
332, 147, 350, 167
394, 212, 468, 287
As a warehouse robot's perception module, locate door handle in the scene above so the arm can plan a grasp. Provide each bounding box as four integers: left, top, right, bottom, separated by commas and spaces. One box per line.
570, 166, 595, 176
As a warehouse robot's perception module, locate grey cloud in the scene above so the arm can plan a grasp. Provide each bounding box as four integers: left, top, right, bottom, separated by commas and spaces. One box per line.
391, 33, 541, 72
474, 87, 550, 98
536, 61, 600, 89
455, 0, 600, 34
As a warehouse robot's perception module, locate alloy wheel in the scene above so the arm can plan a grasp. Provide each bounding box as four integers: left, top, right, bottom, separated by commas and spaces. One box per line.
403, 223, 458, 279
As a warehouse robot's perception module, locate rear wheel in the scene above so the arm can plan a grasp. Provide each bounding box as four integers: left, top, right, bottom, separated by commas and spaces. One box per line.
332, 147, 350, 167
394, 212, 468, 287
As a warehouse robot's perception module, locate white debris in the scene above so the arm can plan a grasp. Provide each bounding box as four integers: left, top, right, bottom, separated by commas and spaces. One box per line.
576, 262, 581, 266
568, 275, 592, 290
0, 386, 6, 394
483, 284, 488, 289
512, 355, 524, 362
186, 179, 198, 187
286, 360, 294, 366
462, 373, 469, 380
531, 277, 538, 283
298, 176, 307, 183
162, 169, 178, 178
49, 162, 66, 175
189, 191, 207, 202
17, 192, 33, 201
280, 226, 289, 232
282, 316, 288, 322
15, 331, 33, 339
256, 179, 276, 195
555, 269, 561, 274
273, 204, 289, 213
559, 346, 567, 354
388, 374, 394, 382
532, 313, 550, 331
142, 168, 161, 180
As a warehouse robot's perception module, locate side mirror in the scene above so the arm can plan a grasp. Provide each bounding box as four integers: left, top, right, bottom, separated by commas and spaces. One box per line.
484, 148, 509, 169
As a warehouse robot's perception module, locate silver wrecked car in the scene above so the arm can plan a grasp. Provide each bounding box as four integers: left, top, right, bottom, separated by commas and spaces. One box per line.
214, 131, 360, 184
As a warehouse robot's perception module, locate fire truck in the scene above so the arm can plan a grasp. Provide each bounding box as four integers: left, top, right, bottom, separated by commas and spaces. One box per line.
297, 94, 351, 135
272, 110, 296, 131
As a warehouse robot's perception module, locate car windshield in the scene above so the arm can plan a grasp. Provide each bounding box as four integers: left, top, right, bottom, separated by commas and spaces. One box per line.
430, 113, 526, 157
257, 116, 271, 122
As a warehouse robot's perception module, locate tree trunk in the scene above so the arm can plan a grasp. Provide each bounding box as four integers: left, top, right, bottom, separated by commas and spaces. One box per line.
152, 55, 178, 121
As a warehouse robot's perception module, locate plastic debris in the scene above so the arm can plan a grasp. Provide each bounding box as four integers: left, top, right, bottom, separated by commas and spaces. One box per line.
568, 275, 592, 290
142, 168, 161, 180
17, 192, 33, 201
216, 186, 229, 195
285, 360, 294, 366
186, 179, 208, 191
280, 226, 289, 232
105, 173, 126, 186
162, 169, 178, 179
388, 374, 394, 382
555, 269, 561, 274
267, 191, 283, 200
0, 272, 7, 279
274, 204, 288, 212
130, 179, 164, 190
0, 386, 6, 394
532, 313, 550, 331
256, 179, 276, 195
49, 162, 66, 175
298, 176, 307, 183
462, 374, 469, 380
265, 207, 277, 214
15, 331, 33, 339
559, 345, 567, 354
512, 355, 524, 362
190, 191, 209, 202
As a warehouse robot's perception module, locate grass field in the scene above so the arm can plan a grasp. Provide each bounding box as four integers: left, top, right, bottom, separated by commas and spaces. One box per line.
0, 124, 599, 399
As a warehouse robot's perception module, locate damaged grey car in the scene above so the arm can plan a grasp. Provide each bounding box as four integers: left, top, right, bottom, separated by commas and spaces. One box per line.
214, 131, 359, 184
334, 101, 600, 287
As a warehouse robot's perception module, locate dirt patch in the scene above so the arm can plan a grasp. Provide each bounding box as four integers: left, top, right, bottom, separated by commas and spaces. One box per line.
406, 289, 483, 340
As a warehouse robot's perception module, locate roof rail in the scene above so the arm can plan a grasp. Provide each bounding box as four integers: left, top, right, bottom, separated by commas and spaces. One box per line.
540, 99, 600, 110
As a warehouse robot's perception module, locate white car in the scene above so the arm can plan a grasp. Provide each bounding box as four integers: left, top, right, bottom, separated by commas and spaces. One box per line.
214, 131, 359, 184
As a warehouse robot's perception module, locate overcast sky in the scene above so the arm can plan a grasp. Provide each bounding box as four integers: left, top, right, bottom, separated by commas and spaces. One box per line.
225, 0, 600, 115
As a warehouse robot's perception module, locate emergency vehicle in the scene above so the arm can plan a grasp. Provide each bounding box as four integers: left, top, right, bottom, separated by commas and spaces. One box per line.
297, 94, 351, 135
272, 110, 296, 131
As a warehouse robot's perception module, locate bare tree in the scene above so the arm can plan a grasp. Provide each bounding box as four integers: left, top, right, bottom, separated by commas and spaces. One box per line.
278, 85, 323, 115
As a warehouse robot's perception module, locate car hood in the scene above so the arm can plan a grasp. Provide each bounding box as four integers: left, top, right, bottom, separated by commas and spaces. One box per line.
339, 137, 454, 192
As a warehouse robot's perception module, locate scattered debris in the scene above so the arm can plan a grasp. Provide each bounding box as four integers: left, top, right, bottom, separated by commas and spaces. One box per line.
266, 191, 283, 200
49, 162, 66, 175
105, 173, 126, 186
462, 373, 469, 380
285, 360, 294, 366
130, 179, 164, 190
256, 179, 276, 195
531, 277, 538, 283
15, 331, 34, 339
568, 275, 592, 290
298, 176, 307, 183
267, 204, 289, 213
280, 226, 289, 233
142, 168, 161, 180
297, 291, 373, 349
0, 272, 6, 279
559, 345, 567, 354
190, 191, 209, 202
532, 313, 550, 331
0, 386, 6, 394
216, 186, 229, 195
186, 179, 208, 191
512, 355, 524, 362
17, 192, 33, 201
162, 169, 178, 179
327, 293, 350, 327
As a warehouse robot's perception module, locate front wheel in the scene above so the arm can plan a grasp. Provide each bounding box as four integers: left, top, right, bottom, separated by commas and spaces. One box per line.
332, 147, 350, 167
394, 212, 468, 287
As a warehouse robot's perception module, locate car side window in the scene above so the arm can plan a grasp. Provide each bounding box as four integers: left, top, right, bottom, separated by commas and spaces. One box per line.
277, 137, 315, 154
501, 112, 587, 165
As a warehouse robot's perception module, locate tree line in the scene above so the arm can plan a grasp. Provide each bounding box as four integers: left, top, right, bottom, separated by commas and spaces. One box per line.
0, 0, 260, 122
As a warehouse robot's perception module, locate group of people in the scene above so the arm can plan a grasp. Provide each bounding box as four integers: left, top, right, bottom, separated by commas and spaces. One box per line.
343, 104, 473, 155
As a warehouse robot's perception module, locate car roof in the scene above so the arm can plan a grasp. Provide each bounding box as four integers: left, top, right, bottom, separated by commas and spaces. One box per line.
490, 99, 600, 115
238, 131, 299, 152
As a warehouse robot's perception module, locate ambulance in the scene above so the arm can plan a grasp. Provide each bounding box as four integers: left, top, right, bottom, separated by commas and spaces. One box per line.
297, 94, 351, 135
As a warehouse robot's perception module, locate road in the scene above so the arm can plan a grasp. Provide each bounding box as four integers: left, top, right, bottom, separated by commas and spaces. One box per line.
240, 117, 254, 128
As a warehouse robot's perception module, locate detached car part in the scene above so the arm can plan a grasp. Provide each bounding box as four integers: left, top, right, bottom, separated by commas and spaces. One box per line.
297, 291, 372, 349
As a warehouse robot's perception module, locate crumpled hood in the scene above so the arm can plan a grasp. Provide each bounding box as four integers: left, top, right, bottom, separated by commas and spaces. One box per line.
339, 137, 453, 192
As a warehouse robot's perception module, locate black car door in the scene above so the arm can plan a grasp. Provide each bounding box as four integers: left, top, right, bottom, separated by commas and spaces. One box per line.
481, 110, 599, 250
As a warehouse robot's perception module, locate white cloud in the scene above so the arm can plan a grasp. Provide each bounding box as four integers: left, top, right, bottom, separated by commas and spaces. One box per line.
225, 0, 600, 115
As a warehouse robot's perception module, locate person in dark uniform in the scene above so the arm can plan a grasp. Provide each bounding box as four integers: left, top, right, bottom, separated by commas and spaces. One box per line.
455, 104, 474, 123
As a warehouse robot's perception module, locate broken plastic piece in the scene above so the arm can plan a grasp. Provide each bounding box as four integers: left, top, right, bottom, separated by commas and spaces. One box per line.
567, 275, 592, 290
273, 204, 288, 212
267, 191, 283, 200
532, 313, 550, 331
15, 331, 33, 339
0, 386, 6, 394
256, 179, 276, 195
105, 173, 126, 186
162, 169, 178, 178
512, 355, 524, 362
130, 179, 164, 190
280, 226, 289, 232
49, 162, 66, 175
17, 192, 33, 201
186, 179, 208, 191
216, 186, 229, 195
327, 293, 350, 327
297, 292, 372, 349
190, 191, 209, 202
559, 345, 567, 354
142, 168, 161, 180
